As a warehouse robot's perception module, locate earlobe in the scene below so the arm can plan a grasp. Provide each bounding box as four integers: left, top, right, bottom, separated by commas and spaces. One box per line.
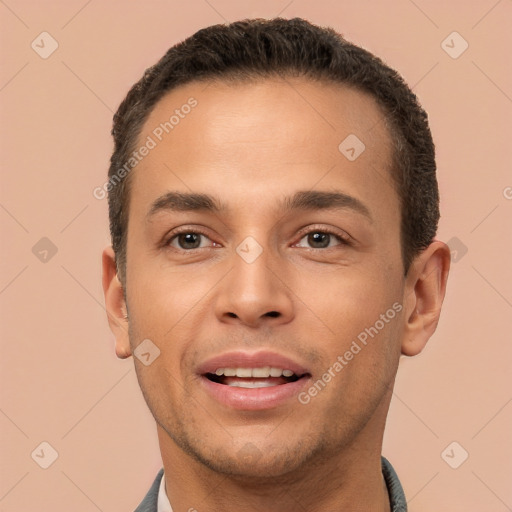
401, 241, 451, 356
102, 246, 132, 359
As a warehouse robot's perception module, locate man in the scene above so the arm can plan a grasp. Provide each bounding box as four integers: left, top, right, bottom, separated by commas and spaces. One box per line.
102, 18, 450, 511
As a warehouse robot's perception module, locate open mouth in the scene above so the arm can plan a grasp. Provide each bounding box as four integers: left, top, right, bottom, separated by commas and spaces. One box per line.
205, 367, 308, 388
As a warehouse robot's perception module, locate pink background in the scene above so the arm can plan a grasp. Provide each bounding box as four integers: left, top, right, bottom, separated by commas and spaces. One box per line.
1, 1, 511, 510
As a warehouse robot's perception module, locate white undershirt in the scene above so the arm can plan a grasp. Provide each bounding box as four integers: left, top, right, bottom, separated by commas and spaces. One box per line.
157, 471, 173, 512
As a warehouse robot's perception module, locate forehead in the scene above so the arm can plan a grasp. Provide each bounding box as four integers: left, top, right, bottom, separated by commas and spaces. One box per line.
130, 77, 398, 221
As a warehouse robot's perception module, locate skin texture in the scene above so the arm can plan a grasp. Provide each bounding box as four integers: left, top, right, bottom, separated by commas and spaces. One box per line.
103, 78, 450, 512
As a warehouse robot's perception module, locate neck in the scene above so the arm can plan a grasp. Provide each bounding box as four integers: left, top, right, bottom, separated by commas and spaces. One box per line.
157, 402, 392, 512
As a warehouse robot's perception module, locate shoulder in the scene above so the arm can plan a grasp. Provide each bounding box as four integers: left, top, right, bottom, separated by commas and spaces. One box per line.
133, 468, 164, 512
382, 457, 408, 512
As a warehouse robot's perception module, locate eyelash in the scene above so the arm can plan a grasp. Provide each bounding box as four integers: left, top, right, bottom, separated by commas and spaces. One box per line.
294, 225, 353, 248
164, 227, 214, 250
164, 226, 353, 251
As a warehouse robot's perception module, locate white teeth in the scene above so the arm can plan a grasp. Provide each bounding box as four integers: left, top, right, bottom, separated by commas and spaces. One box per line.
270, 367, 283, 377
235, 368, 252, 378
227, 379, 277, 388
213, 367, 295, 378
252, 366, 271, 378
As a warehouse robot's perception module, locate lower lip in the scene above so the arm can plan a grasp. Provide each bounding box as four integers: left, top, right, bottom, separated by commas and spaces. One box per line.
200, 376, 310, 410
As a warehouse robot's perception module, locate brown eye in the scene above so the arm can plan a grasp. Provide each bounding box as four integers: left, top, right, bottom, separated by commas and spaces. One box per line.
169, 232, 209, 250
296, 230, 346, 249
178, 233, 201, 249
307, 232, 331, 248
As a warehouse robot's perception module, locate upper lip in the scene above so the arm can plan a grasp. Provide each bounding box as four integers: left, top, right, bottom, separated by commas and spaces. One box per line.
197, 350, 310, 376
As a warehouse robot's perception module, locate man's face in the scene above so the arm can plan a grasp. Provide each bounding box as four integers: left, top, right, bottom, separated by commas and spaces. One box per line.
122, 78, 406, 477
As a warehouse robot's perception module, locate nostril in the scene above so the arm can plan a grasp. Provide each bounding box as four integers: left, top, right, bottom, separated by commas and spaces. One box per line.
227, 312, 237, 318
265, 311, 280, 318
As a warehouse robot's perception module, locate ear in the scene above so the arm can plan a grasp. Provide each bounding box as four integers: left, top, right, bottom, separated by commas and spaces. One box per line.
102, 246, 131, 359
401, 240, 451, 356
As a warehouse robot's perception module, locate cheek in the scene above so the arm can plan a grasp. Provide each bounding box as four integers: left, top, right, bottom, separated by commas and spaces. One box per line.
308, 290, 403, 415
293, 265, 404, 395
127, 262, 218, 338
295, 266, 402, 336
126, 262, 224, 399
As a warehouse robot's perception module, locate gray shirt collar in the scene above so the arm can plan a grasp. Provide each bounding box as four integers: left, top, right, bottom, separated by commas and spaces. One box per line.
136, 457, 407, 511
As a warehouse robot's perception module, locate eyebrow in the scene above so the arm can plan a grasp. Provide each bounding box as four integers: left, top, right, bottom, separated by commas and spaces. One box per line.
282, 190, 372, 221
147, 190, 372, 222
147, 191, 226, 218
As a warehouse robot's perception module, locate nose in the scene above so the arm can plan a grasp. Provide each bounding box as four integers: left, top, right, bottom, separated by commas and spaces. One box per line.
214, 245, 295, 328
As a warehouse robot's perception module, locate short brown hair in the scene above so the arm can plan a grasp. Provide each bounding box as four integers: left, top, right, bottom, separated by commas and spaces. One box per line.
108, 17, 439, 281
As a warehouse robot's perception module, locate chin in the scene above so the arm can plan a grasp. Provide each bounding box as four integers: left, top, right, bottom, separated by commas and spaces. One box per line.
171, 428, 326, 481
199, 451, 310, 480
